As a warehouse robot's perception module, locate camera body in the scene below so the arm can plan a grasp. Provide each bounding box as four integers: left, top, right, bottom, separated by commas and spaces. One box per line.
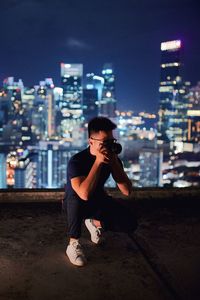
102, 140, 122, 154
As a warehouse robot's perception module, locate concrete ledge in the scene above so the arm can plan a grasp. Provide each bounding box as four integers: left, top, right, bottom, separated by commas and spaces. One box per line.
0, 189, 64, 203
0, 187, 200, 208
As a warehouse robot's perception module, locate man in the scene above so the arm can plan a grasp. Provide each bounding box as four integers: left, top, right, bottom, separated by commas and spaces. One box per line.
63, 117, 137, 266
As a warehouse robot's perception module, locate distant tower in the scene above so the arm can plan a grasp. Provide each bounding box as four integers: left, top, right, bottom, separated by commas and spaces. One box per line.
139, 148, 163, 187
37, 141, 78, 188
100, 64, 116, 118
0, 153, 7, 188
187, 82, 200, 143
158, 40, 187, 144
83, 88, 98, 122
46, 90, 55, 139
60, 63, 83, 140
85, 73, 104, 101
1, 77, 33, 147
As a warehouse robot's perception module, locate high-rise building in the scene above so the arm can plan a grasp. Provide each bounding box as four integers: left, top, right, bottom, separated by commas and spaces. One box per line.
28, 80, 56, 142
22, 87, 35, 111
83, 89, 98, 122
59, 63, 83, 140
0, 77, 34, 147
139, 148, 163, 187
37, 141, 78, 188
0, 89, 12, 139
85, 73, 104, 101
83, 88, 98, 122
186, 82, 200, 143
4, 148, 37, 188
84, 73, 105, 118
31, 94, 47, 141
99, 64, 116, 118
14, 158, 36, 188
158, 40, 188, 145
46, 90, 55, 139
0, 153, 7, 188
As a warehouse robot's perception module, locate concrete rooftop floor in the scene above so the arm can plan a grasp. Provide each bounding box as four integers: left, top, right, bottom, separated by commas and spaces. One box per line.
0, 188, 200, 300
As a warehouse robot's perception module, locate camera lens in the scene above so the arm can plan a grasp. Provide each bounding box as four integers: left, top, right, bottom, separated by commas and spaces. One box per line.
102, 140, 122, 154
111, 143, 122, 154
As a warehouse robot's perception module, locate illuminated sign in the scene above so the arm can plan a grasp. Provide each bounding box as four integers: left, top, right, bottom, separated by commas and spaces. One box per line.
161, 40, 181, 51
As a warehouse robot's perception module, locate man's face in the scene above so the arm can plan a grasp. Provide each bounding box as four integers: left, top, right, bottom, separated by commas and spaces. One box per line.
89, 130, 116, 155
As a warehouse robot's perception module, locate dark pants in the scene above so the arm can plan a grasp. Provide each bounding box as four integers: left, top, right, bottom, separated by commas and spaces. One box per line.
63, 194, 138, 239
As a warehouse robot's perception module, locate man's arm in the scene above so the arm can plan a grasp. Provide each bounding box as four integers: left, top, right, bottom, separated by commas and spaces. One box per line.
71, 150, 109, 201
110, 155, 132, 196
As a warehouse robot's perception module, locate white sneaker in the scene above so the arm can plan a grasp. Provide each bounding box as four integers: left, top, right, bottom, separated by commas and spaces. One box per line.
66, 240, 87, 267
85, 219, 103, 244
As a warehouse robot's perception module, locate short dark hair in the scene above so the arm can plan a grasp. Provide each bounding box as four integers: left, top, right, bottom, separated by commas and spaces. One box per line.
88, 117, 117, 137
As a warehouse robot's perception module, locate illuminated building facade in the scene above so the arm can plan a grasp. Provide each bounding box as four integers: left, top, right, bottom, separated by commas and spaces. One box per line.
186, 82, 200, 143
46, 90, 55, 139
85, 73, 104, 101
59, 63, 83, 140
158, 40, 188, 145
99, 64, 116, 118
0, 153, 7, 188
187, 111, 200, 143
37, 141, 78, 188
37, 79, 56, 139
31, 94, 47, 141
28, 80, 56, 141
84, 73, 105, 119
139, 148, 163, 187
0, 77, 34, 147
22, 87, 35, 111
14, 156, 37, 188
4, 149, 37, 188
0, 89, 12, 139
83, 89, 98, 122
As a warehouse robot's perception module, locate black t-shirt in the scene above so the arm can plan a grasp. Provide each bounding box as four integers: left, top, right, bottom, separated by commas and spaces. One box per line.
66, 147, 116, 199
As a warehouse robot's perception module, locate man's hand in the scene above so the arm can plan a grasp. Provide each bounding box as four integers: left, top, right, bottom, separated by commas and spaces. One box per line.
95, 144, 111, 164
108, 152, 118, 167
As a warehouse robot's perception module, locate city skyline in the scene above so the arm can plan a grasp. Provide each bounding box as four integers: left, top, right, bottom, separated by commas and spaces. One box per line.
0, 0, 199, 113
1, 55, 200, 189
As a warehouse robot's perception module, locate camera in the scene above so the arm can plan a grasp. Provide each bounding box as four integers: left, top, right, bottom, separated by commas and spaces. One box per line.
102, 140, 122, 154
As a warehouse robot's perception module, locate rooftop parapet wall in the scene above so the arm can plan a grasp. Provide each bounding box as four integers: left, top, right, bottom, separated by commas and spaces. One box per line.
0, 187, 199, 205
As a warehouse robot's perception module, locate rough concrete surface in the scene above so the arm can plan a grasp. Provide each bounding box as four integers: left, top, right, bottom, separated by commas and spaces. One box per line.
0, 189, 200, 300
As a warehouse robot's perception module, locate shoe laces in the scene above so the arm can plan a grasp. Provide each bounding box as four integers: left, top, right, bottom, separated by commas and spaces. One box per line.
95, 227, 102, 237
72, 241, 83, 256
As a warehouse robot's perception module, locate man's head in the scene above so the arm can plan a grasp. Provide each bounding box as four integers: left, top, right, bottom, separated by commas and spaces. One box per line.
88, 117, 116, 138
88, 117, 121, 155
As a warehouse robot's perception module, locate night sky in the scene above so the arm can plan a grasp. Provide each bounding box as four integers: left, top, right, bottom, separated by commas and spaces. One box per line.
0, 0, 199, 112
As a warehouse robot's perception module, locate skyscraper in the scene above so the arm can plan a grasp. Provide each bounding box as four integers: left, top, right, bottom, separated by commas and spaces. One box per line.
60, 63, 83, 140
139, 148, 163, 187
99, 64, 116, 118
37, 141, 78, 188
83, 88, 98, 122
0, 89, 12, 140
0, 153, 7, 188
158, 40, 188, 145
85, 73, 104, 101
186, 82, 200, 143
84, 73, 105, 118
14, 155, 36, 188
